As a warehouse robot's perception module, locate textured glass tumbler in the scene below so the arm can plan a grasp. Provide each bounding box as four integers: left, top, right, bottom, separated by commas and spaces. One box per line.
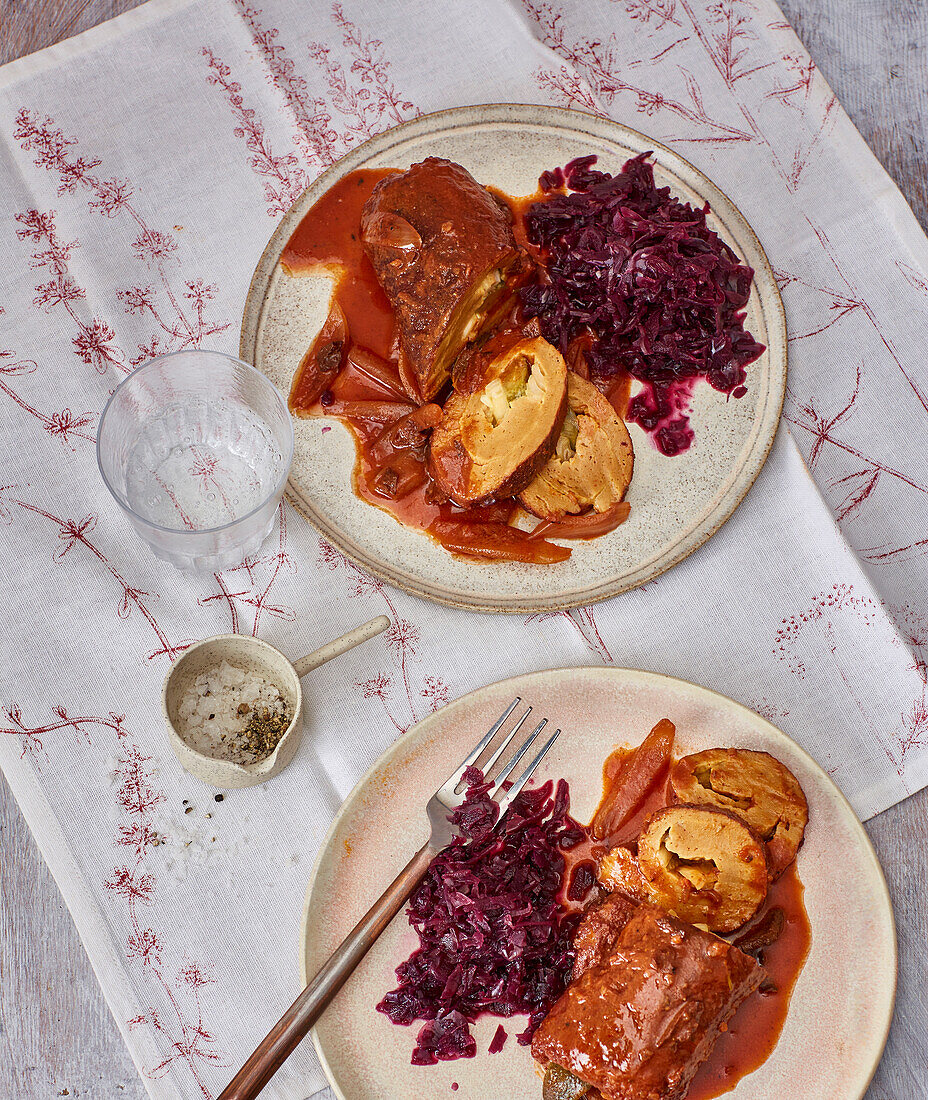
97, 351, 294, 571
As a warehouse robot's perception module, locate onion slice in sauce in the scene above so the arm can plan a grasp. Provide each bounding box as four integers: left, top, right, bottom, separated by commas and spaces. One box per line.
325, 399, 417, 427
347, 345, 410, 400
530, 500, 631, 541
290, 300, 348, 408
428, 519, 571, 564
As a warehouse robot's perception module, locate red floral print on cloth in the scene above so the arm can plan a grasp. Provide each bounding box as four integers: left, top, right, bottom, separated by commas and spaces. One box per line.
885, 606, 928, 766
785, 364, 928, 524
6, 105, 298, 675
204, 2, 419, 215
748, 697, 790, 723
317, 539, 449, 733
527, 607, 614, 664
233, 0, 340, 169
199, 503, 297, 636
0, 324, 295, 665
203, 47, 310, 217
14, 110, 230, 366
897, 692, 928, 764
774, 266, 865, 343
776, 220, 928, 542
0, 705, 126, 766
109, 738, 227, 1094
523, 0, 753, 142
896, 260, 928, 303
0, 320, 95, 449
773, 584, 917, 778
523, 0, 836, 184
2, 7, 928, 1100
0, 489, 192, 661
14, 208, 127, 373
309, 3, 418, 148
0, 706, 225, 1094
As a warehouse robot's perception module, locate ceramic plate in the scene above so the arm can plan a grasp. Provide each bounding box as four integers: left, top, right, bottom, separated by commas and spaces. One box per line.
301, 667, 895, 1100
242, 104, 787, 611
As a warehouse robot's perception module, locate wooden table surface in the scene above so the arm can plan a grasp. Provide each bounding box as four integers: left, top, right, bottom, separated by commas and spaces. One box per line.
1, 1, 926, 1098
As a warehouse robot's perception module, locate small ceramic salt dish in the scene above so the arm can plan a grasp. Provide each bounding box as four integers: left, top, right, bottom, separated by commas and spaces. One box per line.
162, 616, 390, 788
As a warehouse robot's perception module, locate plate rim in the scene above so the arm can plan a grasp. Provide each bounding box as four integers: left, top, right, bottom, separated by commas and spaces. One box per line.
299, 665, 897, 1100
241, 103, 788, 613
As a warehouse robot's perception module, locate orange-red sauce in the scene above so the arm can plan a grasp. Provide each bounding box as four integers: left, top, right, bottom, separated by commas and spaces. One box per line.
284, 169, 444, 527
565, 745, 811, 1100
282, 167, 397, 363
688, 864, 810, 1100
282, 168, 630, 563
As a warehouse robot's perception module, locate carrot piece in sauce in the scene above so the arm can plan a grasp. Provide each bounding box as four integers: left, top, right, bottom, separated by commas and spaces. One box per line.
591, 718, 676, 841
529, 500, 631, 541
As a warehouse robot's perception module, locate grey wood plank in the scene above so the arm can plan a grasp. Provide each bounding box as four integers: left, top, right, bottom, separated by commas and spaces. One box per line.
779, 0, 928, 231
0, 771, 147, 1100
864, 789, 928, 1098
0, 2, 926, 1099
0, 0, 145, 66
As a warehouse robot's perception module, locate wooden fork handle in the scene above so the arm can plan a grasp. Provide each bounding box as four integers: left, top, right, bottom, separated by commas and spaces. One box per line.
218, 842, 436, 1100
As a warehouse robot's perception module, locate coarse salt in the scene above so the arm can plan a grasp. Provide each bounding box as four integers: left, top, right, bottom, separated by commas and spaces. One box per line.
175, 660, 289, 764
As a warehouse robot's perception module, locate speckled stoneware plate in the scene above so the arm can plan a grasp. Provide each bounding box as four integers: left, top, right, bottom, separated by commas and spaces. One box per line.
242, 104, 787, 612
301, 668, 895, 1100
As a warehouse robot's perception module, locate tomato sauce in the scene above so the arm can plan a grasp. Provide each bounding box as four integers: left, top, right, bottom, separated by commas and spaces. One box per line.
282, 167, 397, 363
563, 744, 811, 1100
688, 864, 811, 1100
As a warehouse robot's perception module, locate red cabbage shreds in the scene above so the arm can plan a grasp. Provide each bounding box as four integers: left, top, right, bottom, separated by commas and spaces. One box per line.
488, 1025, 508, 1054
377, 767, 583, 1065
520, 153, 766, 456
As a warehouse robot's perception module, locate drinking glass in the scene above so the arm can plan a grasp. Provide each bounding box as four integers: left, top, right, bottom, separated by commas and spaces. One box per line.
97, 350, 294, 571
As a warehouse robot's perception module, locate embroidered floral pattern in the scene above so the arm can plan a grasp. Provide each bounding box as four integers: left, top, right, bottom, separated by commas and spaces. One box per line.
0, 489, 190, 661
318, 539, 448, 733
108, 738, 226, 1093
527, 607, 614, 664
14, 109, 230, 363
203, 47, 309, 216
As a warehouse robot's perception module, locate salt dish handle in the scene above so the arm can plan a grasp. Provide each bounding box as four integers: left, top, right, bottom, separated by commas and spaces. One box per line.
292, 615, 390, 677
217, 841, 435, 1100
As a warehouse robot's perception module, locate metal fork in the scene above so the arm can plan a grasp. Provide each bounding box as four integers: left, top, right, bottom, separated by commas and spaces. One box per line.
218, 698, 560, 1100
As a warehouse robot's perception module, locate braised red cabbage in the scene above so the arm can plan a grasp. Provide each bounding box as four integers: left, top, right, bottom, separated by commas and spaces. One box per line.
377, 766, 584, 1065
521, 153, 765, 456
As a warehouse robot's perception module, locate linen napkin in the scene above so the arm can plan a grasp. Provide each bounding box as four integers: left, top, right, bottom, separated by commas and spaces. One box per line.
2, 1, 927, 1097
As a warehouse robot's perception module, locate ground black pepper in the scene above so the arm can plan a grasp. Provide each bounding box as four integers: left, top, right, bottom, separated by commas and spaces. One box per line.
239, 703, 291, 759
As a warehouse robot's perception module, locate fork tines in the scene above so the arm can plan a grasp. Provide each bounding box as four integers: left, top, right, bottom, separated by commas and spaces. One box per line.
476, 699, 561, 818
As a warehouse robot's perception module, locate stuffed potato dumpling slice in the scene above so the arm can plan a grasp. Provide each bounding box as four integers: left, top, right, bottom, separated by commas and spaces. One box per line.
670, 748, 808, 879
429, 336, 568, 505
519, 374, 633, 520
637, 805, 768, 934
